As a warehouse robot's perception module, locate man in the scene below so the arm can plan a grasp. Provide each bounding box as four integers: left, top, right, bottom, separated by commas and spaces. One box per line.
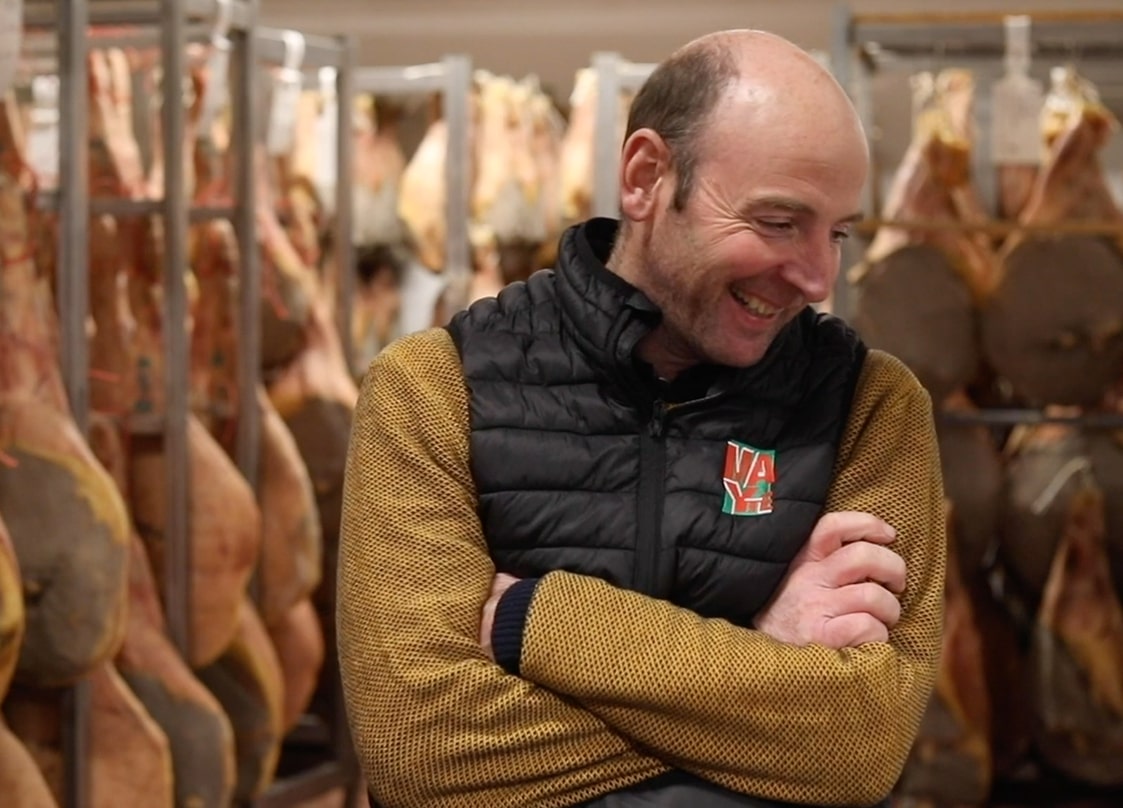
338, 28, 945, 808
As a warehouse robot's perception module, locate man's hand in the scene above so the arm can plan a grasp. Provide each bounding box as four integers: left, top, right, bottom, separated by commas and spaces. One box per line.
479, 572, 521, 661
753, 511, 906, 649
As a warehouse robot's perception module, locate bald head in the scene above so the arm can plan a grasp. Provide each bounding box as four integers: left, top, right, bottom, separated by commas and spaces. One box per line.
625, 29, 866, 209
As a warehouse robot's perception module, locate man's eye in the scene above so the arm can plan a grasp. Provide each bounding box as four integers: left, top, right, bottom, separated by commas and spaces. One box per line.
831, 228, 852, 243
758, 219, 795, 233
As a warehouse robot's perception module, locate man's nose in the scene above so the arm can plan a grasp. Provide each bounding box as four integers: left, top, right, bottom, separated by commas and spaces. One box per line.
781, 237, 836, 303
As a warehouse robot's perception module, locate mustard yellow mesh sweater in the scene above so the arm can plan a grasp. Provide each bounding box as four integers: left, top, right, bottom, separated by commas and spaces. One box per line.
338, 328, 945, 808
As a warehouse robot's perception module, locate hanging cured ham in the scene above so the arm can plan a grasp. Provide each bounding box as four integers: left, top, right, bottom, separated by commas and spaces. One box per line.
86, 44, 263, 669
257, 148, 319, 374
982, 67, 1123, 406
266, 596, 324, 733
936, 401, 1032, 780
472, 73, 547, 285
0, 512, 22, 697
850, 69, 997, 403
88, 662, 175, 808
0, 514, 53, 806
195, 597, 285, 802
87, 416, 237, 808
4, 661, 177, 808
558, 67, 598, 226
1089, 415, 1123, 599
895, 502, 992, 806
352, 95, 409, 249
0, 715, 57, 808
1031, 483, 1123, 785
398, 95, 450, 273
0, 143, 129, 687
1001, 421, 1088, 606
189, 218, 323, 626
936, 391, 1004, 578
529, 89, 565, 268
2, 686, 64, 804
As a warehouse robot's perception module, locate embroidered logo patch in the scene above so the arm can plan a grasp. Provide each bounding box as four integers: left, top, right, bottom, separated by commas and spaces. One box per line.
721, 441, 776, 516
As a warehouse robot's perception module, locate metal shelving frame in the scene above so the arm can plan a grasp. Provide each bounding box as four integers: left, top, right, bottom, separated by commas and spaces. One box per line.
590, 51, 655, 220
19, 2, 359, 807
829, 4, 1123, 323
830, 5, 1123, 431
255, 26, 355, 376
251, 29, 360, 808
351, 54, 473, 312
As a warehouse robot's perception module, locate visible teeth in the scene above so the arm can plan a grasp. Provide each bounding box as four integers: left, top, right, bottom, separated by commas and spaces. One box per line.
731, 289, 780, 317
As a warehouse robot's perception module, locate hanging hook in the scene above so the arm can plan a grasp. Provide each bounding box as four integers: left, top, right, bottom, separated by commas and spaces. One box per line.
196, 0, 235, 130
211, 0, 234, 47
280, 29, 307, 78
265, 30, 307, 156
1003, 14, 1032, 76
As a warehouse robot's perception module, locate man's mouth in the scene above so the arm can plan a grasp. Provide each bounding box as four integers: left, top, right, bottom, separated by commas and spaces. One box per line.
731, 288, 781, 319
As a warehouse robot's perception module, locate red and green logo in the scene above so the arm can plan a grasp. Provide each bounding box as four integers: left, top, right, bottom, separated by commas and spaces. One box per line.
722, 440, 776, 516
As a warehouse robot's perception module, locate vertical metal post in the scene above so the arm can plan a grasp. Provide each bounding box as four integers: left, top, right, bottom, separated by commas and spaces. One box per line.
442, 53, 471, 312
56, 0, 90, 429
830, 3, 862, 321
592, 51, 621, 220
233, 0, 261, 489
161, 0, 192, 657
972, 65, 997, 217
58, 8, 91, 808
334, 36, 355, 371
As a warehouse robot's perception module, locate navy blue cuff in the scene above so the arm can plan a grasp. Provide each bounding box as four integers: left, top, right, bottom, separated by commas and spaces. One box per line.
491, 577, 539, 675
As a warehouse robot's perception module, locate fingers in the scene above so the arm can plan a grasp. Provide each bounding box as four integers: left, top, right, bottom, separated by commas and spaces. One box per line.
490, 572, 520, 595
822, 540, 907, 593
479, 573, 521, 660
830, 581, 902, 629
804, 511, 896, 561
820, 612, 890, 649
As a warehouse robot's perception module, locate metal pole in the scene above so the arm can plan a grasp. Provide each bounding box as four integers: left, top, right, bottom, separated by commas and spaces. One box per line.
442, 53, 472, 313
56, 0, 90, 428
830, 3, 861, 322
58, 7, 91, 807
334, 36, 355, 371
592, 51, 621, 219
161, 0, 192, 658
233, 0, 261, 490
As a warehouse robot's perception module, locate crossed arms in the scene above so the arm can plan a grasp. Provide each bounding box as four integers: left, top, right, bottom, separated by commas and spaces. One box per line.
337, 330, 945, 808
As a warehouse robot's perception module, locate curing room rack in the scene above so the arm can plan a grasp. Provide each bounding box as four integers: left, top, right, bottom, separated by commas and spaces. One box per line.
589, 51, 655, 220
25, 2, 259, 807
251, 28, 361, 808
351, 54, 474, 313
20, 1, 361, 806
828, 4, 1123, 322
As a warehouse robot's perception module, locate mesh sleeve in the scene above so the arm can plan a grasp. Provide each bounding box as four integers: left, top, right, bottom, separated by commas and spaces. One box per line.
518, 349, 945, 806
336, 329, 666, 808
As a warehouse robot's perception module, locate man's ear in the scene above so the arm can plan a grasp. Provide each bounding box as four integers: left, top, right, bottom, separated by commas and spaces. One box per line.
618, 128, 671, 221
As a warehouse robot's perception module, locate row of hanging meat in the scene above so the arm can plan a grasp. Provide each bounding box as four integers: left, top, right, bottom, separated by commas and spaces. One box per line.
851, 64, 1123, 410
855, 66, 1123, 804
0, 44, 357, 807
348, 64, 633, 374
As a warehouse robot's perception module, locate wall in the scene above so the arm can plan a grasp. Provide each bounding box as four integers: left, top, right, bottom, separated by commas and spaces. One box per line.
258, 0, 1123, 96
258, 0, 1123, 200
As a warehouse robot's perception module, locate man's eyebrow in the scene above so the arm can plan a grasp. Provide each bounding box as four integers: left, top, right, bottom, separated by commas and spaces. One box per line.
748, 197, 864, 224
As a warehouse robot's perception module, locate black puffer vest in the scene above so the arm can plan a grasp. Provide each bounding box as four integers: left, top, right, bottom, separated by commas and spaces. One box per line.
448, 218, 867, 626
440, 218, 875, 807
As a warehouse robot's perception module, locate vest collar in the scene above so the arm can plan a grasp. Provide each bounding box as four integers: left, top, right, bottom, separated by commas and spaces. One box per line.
554, 218, 815, 406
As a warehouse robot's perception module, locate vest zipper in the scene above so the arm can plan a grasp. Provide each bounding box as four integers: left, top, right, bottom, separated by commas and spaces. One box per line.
634, 399, 669, 596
